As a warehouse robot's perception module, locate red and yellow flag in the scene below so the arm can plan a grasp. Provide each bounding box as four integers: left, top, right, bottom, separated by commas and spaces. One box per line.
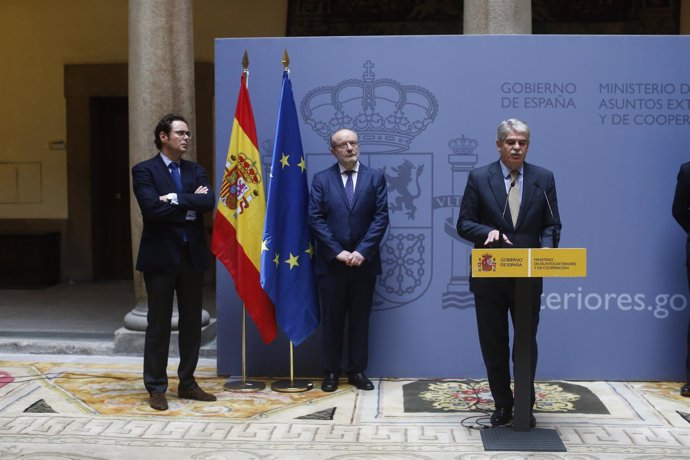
211, 71, 277, 344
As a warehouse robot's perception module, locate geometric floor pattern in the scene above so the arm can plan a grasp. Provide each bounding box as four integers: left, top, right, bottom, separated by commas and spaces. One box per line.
2, 357, 690, 459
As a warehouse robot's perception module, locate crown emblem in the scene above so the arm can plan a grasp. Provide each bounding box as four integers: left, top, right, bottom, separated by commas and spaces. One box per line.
448, 135, 479, 155
235, 153, 260, 184
300, 60, 438, 153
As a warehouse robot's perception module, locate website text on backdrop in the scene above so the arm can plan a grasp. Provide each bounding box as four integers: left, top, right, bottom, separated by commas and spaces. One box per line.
132, 113, 217, 411
672, 161, 690, 397
456, 118, 562, 428
211, 55, 277, 391
308, 128, 390, 392
260, 52, 321, 392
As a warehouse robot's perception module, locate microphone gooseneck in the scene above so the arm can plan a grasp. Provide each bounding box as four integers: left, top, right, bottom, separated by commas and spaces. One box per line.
534, 181, 560, 248
499, 180, 516, 247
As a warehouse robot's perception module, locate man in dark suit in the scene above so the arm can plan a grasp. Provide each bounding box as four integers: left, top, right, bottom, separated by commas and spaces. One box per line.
308, 128, 389, 392
672, 161, 690, 397
457, 118, 561, 428
132, 113, 216, 411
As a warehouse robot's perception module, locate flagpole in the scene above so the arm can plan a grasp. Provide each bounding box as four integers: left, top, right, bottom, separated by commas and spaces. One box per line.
223, 50, 266, 391
264, 49, 315, 393
271, 341, 313, 392
224, 305, 266, 391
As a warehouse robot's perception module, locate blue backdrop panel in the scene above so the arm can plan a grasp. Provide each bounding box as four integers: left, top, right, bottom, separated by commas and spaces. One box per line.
214, 35, 690, 381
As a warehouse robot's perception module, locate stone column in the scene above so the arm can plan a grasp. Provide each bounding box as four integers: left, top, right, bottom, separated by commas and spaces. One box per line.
116, 0, 212, 353
682, 0, 690, 34
464, 0, 532, 34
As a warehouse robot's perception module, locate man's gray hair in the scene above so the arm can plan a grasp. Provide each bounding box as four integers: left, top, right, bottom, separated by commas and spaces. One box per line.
497, 118, 530, 143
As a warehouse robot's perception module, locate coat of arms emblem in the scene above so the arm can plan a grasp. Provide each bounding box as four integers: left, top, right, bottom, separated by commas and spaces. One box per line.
479, 253, 496, 272
219, 152, 261, 215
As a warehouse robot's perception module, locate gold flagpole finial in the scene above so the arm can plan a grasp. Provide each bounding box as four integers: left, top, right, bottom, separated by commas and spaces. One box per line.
242, 50, 249, 72
282, 49, 290, 70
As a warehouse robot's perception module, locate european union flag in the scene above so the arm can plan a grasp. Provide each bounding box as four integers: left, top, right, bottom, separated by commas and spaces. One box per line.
260, 70, 320, 346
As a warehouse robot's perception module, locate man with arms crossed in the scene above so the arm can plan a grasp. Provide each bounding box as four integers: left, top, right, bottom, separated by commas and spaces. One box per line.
132, 113, 216, 410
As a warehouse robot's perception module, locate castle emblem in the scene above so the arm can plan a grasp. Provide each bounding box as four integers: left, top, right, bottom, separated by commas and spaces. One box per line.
219, 152, 261, 215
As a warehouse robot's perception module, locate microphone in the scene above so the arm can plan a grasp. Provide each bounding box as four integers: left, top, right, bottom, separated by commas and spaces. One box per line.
534, 181, 560, 248
498, 179, 516, 247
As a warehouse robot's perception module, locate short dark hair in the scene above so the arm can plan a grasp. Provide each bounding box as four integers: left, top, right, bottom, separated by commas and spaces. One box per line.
153, 113, 188, 149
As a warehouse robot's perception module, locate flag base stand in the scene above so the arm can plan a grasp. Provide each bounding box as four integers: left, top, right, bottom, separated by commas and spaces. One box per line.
224, 378, 266, 392
271, 379, 313, 393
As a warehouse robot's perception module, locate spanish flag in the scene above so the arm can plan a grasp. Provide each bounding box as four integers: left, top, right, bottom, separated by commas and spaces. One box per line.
211, 70, 277, 344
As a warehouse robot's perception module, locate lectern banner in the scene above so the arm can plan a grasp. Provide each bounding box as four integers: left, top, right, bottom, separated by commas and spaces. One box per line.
472, 248, 587, 278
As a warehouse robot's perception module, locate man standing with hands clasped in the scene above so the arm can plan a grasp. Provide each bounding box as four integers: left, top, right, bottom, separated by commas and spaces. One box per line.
308, 129, 389, 393
132, 113, 217, 411
457, 118, 561, 428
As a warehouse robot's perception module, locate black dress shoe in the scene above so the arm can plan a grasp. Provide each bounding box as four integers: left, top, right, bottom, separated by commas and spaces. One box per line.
178, 385, 217, 401
348, 372, 374, 390
321, 373, 339, 392
681, 383, 690, 397
490, 406, 513, 426
148, 392, 168, 411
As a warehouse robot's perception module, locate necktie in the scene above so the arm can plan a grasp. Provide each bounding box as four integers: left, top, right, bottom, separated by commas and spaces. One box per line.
169, 162, 182, 193
169, 162, 187, 242
509, 170, 519, 226
344, 170, 354, 208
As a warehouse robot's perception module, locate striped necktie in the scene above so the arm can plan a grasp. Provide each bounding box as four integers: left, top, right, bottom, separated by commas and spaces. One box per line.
509, 170, 519, 226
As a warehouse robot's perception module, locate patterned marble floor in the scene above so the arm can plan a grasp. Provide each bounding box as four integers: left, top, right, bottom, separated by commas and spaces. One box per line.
1, 354, 690, 459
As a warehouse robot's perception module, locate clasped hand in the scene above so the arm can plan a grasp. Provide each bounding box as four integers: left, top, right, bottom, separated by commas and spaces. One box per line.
336, 250, 365, 267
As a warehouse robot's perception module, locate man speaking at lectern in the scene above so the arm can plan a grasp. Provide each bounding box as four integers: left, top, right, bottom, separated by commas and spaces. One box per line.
457, 118, 561, 428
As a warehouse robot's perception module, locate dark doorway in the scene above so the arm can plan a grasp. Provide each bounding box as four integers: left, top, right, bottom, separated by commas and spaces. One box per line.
90, 97, 133, 280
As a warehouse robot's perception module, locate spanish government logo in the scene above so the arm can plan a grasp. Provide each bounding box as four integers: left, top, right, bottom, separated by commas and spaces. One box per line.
301, 60, 438, 310
478, 253, 496, 272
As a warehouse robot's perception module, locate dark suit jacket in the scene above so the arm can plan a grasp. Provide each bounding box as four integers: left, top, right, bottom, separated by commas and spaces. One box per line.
672, 161, 690, 267
308, 163, 389, 275
132, 154, 215, 273
456, 160, 561, 292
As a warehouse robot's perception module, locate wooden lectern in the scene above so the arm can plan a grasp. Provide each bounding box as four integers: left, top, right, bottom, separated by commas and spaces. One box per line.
471, 248, 587, 451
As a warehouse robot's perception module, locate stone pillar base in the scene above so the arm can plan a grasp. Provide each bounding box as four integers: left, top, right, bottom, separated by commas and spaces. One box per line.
113, 319, 217, 355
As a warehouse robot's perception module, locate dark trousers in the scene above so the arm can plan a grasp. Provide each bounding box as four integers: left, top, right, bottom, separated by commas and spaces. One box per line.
686, 264, 690, 383
143, 248, 204, 394
473, 277, 541, 409
318, 267, 377, 375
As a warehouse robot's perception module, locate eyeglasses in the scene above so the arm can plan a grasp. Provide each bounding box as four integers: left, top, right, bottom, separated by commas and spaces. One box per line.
173, 130, 192, 139
333, 140, 359, 149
